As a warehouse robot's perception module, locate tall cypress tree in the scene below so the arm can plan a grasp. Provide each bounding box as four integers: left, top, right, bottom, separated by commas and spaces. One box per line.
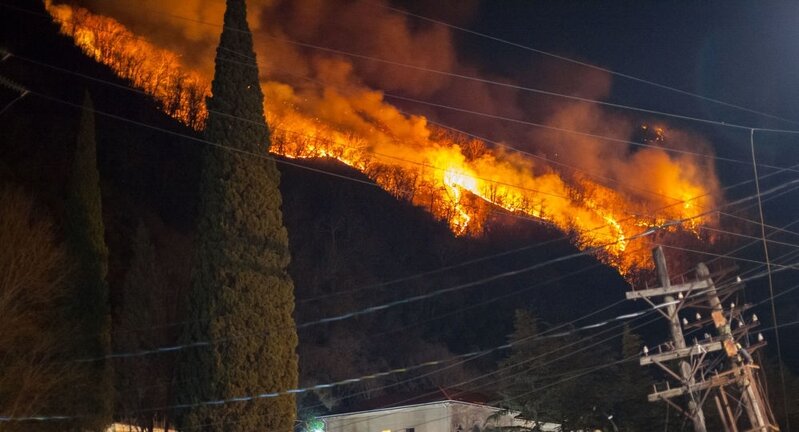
176, 0, 299, 430
115, 222, 170, 431
64, 91, 113, 430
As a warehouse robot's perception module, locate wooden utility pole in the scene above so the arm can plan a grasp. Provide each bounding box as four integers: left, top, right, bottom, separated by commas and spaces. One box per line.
697, 263, 772, 431
652, 247, 706, 431
626, 246, 779, 431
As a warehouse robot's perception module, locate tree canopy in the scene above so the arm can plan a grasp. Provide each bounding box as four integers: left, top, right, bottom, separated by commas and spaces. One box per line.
175, 0, 299, 430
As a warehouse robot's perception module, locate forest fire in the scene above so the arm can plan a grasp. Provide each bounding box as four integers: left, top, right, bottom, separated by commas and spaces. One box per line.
45, 1, 721, 275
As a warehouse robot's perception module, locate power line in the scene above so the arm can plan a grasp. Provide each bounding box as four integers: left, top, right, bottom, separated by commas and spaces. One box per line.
12, 0, 799, 378
137, 6, 784, 131
105, 215, 799, 409
152, 215, 790, 413
0, 74, 28, 117
6, 49, 764, 206
183, 311, 665, 431
7, 54, 749, 248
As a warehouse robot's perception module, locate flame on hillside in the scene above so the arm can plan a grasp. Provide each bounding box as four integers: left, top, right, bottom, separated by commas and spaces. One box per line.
45, 1, 721, 275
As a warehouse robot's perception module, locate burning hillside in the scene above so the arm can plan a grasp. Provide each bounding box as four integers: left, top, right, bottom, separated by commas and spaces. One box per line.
44, 0, 722, 275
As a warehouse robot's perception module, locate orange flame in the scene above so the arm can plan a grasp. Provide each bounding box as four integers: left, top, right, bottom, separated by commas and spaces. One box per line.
45, 2, 720, 275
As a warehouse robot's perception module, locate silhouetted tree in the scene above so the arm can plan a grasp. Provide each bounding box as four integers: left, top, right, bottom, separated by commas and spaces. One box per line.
175, 0, 298, 430
64, 92, 113, 430
497, 309, 616, 431
614, 324, 661, 431
114, 222, 171, 431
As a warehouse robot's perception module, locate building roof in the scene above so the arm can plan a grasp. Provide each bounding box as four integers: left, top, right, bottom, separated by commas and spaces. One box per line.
330, 388, 497, 415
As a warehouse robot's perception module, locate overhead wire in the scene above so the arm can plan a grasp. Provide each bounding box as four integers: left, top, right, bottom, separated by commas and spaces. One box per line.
324, 256, 799, 432
74, 224, 667, 363
8, 47, 761, 209
0, 73, 28, 117
0, 7, 792, 432
127, 293, 649, 415
111, 13, 799, 428
7, 0, 799, 233
327, 313, 679, 432
106, 262, 642, 405
0, 54, 743, 277
5, 53, 765, 358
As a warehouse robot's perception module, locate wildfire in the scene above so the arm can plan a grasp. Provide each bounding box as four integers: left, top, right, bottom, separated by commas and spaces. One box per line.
45, 1, 721, 275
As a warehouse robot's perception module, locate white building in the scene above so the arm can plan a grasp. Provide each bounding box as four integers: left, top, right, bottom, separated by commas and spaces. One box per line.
320, 389, 559, 432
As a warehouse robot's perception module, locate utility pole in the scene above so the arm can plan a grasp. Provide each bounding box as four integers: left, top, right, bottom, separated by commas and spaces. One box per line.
697, 263, 772, 431
626, 246, 779, 431
651, 247, 706, 431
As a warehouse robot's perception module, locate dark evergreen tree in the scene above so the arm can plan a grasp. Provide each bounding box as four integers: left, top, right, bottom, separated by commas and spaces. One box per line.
498, 310, 616, 431
175, 0, 298, 430
115, 222, 171, 432
614, 324, 661, 431
64, 92, 114, 431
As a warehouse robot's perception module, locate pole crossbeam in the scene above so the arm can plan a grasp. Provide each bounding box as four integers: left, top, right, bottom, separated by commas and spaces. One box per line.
641, 341, 723, 365
626, 280, 711, 300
